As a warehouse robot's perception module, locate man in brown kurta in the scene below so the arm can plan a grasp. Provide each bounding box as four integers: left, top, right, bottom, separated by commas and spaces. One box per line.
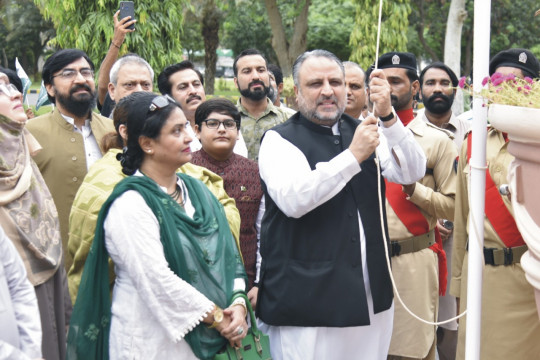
26, 49, 114, 271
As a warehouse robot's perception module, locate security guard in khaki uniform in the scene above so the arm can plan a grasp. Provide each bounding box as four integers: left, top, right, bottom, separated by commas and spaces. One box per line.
451, 48, 540, 360
374, 52, 457, 360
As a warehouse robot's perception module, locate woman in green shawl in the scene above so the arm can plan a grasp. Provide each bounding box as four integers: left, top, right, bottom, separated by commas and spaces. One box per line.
68, 92, 248, 360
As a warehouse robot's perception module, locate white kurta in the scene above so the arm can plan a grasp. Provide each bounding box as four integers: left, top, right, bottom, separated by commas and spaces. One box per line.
258, 117, 426, 360
104, 175, 244, 359
0, 228, 42, 360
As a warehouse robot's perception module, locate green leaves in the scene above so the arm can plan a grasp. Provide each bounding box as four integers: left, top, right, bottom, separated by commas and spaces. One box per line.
349, 0, 411, 69
33, 0, 188, 77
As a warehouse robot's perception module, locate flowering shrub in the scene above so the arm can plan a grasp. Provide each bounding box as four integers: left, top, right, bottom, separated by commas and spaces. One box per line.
458, 72, 540, 108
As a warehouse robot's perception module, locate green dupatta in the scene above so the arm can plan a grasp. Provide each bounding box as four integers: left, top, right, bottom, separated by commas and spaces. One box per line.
67, 173, 246, 360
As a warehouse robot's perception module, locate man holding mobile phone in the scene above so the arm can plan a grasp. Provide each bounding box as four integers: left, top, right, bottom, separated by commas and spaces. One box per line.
96, 9, 136, 117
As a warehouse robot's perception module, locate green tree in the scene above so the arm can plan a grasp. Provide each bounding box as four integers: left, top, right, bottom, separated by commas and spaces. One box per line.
349, 0, 411, 70
180, 10, 204, 61
264, 0, 310, 76
307, 0, 355, 61
193, 0, 228, 95
33, 0, 187, 76
0, 0, 54, 76
222, 0, 277, 64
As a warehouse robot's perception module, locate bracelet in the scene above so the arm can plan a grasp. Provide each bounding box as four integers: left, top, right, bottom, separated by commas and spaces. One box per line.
231, 297, 247, 317
379, 112, 395, 122
111, 41, 121, 49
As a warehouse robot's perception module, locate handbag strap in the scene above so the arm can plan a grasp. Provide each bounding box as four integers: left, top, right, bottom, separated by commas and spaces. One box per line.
231, 292, 262, 337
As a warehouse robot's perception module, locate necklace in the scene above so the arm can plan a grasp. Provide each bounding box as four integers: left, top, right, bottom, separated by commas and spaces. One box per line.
168, 184, 181, 201
168, 180, 187, 207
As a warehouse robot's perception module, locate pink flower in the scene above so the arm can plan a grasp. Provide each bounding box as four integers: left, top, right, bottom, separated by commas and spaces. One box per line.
458, 76, 466, 89
492, 77, 504, 86
504, 73, 516, 81
482, 76, 489, 86
525, 77, 533, 84
525, 85, 532, 91
491, 72, 503, 81
517, 87, 522, 92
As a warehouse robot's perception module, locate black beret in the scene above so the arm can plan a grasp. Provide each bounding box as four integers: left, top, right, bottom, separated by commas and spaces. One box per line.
489, 48, 540, 79
375, 52, 418, 73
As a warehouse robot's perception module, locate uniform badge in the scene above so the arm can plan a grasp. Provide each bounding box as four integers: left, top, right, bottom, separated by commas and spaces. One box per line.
241, 185, 247, 192
392, 55, 401, 65
519, 52, 527, 64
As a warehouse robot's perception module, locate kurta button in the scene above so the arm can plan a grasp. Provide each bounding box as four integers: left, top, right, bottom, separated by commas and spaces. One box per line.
70, 137, 76, 142
334, 139, 340, 145
72, 177, 78, 182
72, 156, 77, 161
348, 212, 354, 217
351, 236, 357, 242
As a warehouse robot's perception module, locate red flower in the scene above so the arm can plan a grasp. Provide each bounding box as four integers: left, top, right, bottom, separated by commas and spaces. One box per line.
482, 76, 489, 86
458, 76, 467, 89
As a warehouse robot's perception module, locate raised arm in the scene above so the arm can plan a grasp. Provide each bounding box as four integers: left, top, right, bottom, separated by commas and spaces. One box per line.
97, 11, 136, 106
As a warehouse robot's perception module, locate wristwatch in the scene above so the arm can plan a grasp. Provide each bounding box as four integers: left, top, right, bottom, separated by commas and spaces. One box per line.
208, 306, 224, 328
379, 112, 395, 122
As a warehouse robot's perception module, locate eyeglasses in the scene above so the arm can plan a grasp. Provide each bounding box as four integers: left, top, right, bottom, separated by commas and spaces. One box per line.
148, 94, 177, 113
52, 68, 94, 81
0, 83, 20, 97
202, 119, 238, 130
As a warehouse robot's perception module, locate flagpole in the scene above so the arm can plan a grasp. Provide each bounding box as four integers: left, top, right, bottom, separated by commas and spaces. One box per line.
466, 0, 491, 358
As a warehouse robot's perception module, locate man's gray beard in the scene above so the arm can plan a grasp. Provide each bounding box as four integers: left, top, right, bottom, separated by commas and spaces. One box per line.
298, 95, 345, 126
299, 104, 344, 126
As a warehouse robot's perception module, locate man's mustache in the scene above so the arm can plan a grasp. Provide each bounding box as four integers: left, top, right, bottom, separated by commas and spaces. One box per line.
427, 93, 450, 103
70, 84, 93, 95
249, 80, 266, 88
186, 94, 202, 103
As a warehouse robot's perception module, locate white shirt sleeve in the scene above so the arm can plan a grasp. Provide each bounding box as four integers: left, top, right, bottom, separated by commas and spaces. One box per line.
258, 119, 425, 219
0, 230, 42, 358
259, 130, 362, 219
377, 118, 426, 185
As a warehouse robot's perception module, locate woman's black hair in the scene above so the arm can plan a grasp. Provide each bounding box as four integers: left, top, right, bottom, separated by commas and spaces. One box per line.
115, 91, 181, 175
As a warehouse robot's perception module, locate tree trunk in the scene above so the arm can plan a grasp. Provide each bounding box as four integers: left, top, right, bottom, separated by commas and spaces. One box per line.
264, 0, 310, 76
416, 0, 439, 62
444, 0, 467, 115
201, 1, 221, 95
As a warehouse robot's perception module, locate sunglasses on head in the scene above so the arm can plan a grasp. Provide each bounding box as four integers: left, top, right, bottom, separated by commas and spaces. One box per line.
148, 94, 177, 113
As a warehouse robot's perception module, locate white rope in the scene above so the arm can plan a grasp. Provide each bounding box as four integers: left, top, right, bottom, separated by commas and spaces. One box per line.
372, 0, 466, 326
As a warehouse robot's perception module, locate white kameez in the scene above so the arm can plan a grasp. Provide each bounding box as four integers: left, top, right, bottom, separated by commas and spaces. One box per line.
257, 117, 426, 360
104, 174, 244, 359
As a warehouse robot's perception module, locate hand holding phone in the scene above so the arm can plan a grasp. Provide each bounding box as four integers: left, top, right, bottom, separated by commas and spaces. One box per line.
119, 1, 135, 30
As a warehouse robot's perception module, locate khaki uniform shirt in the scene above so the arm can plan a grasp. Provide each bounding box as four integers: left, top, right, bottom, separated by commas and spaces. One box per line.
388, 117, 457, 358
26, 109, 114, 270
451, 127, 540, 360
237, 98, 289, 161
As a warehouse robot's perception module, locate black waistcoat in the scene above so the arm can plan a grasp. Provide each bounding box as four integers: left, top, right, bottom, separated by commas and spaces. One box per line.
257, 113, 393, 327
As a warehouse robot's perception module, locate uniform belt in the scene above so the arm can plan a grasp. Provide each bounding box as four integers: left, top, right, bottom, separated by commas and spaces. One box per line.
391, 229, 435, 257
483, 245, 527, 266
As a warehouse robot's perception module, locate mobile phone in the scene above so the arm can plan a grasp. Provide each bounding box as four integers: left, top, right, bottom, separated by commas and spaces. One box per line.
119, 1, 135, 30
